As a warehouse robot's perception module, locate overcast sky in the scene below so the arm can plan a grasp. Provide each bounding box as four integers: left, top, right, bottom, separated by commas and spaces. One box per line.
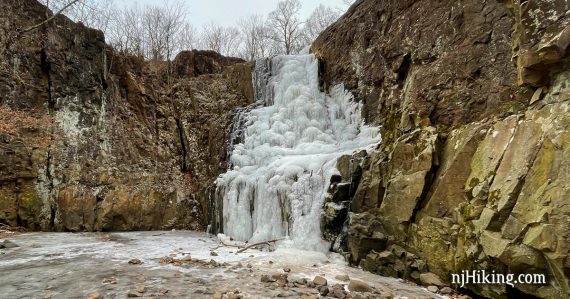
114, 0, 351, 28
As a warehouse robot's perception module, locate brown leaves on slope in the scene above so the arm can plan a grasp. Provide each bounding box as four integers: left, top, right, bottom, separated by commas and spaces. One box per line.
0, 105, 52, 148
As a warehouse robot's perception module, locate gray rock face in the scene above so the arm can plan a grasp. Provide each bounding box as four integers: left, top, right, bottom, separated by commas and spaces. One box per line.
313, 0, 570, 298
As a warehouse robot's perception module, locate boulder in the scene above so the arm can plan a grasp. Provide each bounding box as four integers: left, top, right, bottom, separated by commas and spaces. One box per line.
318, 286, 329, 296
313, 276, 327, 286
128, 258, 142, 265
348, 280, 372, 292
440, 287, 453, 294
87, 292, 101, 299
419, 273, 445, 287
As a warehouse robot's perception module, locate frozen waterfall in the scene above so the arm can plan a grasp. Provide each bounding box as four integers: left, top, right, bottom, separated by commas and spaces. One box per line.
214, 54, 380, 252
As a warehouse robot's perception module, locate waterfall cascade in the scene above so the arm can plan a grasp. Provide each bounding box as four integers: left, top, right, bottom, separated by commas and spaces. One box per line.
214, 54, 380, 252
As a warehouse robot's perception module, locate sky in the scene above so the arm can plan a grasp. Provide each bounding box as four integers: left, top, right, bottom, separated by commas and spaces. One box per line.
115, 0, 351, 28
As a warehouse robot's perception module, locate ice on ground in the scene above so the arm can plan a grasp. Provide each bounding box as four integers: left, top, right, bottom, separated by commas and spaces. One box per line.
0, 232, 446, 299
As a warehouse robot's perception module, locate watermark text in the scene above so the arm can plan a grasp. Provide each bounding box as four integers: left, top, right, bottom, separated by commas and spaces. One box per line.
452, 270, 546, 288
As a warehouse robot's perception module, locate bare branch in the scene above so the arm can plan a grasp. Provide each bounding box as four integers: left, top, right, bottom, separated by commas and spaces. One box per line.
23, 0, 81, 33
235, 238, 285, 254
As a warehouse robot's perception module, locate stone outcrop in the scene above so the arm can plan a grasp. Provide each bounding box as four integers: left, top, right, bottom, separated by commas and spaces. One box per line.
0, 0, 252, 231
320, 150, 368, 252
313, 0, 570, 298
172, 50, 245, 79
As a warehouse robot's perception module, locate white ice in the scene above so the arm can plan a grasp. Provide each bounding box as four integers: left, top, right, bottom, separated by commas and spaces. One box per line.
216, 54, 380, 252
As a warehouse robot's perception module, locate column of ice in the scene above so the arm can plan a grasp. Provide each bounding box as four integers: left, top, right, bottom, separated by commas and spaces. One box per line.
216, 54, 380, 252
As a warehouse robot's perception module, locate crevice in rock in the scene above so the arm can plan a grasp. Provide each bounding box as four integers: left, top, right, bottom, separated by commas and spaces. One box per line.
317, 57, 326, 92
40, 39, 57, 230
396, 53, 412, 88
123, 86, 128, 102
382, 12, 393, 36
40, 47, 54, 113
49, 204, 56, 229
490, 132, 545, 231
175, 118, 189, 172
408, 136, 442, 226
45, 148, 54, 193
45, 148, 55, 229
376, 183, 386, 208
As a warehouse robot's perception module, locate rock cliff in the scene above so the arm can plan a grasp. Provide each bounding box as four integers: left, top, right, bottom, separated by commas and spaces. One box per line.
313, 0, 570, 298
0, 0, 252, 231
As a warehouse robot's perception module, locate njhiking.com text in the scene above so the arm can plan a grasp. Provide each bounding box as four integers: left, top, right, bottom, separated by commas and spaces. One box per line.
452, 270, 546, 288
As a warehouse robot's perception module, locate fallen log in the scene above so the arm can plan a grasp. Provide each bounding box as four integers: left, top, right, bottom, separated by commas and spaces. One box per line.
236, 238, 285, 254
211, 239, 245, 250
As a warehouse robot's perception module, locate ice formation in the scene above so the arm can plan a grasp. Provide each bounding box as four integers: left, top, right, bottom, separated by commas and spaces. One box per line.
215, 54, 380, 252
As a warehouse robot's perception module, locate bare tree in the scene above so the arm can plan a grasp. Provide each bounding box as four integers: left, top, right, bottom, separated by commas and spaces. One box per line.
177, 23, 197, 52
200, 22, 242, 57
160, 1, 186, 61
301, 4, 339, 46
200, 21, 224, 53
267, 0, 304, 55
144, 6, 167, 60
221, 27, 242, 57
40, 0, 346, 60
238, 14, 270, 61
69, 0, 116, 35
116, 5, 145, 56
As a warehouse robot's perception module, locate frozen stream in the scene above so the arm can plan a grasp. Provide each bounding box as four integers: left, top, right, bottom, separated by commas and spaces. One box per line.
0, 231, 444, 298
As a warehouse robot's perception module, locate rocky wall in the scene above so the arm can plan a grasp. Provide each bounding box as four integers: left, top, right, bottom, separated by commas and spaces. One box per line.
0, 0, 252, 232
313, 0, 570, 297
